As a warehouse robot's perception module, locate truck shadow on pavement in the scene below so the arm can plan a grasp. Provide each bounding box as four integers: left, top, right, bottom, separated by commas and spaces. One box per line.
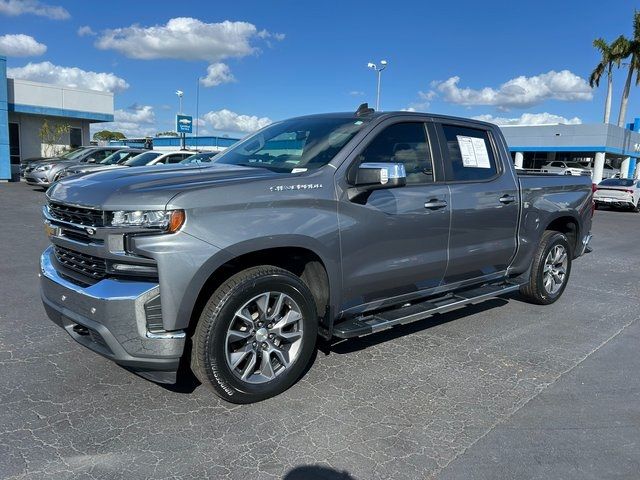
283, 464, 356, 479
321, 298, 509, 355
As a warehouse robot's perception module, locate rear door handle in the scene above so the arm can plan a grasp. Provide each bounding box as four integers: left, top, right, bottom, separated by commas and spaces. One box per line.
424, 199, 448, 210
499, 194, 516, 204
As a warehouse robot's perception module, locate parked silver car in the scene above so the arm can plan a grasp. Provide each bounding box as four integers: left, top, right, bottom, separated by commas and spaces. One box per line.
24, 147, 125, 187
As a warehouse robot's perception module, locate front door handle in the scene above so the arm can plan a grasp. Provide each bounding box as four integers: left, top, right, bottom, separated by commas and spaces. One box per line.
499, 194, 516, 204
424, 199, 448, 210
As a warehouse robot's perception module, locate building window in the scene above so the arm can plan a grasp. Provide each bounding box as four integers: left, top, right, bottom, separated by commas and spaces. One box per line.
70, 127, 82, 148
9, 123, 20, 165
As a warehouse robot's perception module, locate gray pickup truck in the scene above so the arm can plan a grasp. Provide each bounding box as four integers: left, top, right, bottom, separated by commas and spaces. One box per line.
40, 106, 593, 403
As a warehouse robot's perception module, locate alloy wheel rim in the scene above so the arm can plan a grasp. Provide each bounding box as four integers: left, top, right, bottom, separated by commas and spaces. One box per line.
224, 291, 304, 384
543, 244, 568, 295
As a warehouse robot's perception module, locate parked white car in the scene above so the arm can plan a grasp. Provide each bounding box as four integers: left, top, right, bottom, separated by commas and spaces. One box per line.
594, 178, 640, 211
579, 161, 620, 179
542, 161, 592, 176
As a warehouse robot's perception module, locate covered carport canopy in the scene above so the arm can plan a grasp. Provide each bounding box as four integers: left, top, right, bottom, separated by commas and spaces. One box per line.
500, 122, 640, 183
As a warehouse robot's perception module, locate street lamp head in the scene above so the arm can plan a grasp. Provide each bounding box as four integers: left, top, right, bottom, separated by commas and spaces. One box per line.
367, 62, 376, 70
380, 60, 388, 66
175, 90, 184, 97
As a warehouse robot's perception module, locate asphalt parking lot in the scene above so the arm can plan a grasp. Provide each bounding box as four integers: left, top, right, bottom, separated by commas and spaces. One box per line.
1, 182, 639, 480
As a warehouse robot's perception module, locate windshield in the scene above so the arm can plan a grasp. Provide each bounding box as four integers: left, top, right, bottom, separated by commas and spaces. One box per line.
123, 151, 161, 166
215, 116, 369, 173
60, 148, 88, 160
100, 150, 133, 165
181, 152, 217, 164
599, 178, 635, 186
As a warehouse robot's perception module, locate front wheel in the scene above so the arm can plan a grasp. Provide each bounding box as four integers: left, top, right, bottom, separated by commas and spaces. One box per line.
519, 231, 572, 305
191, 266, 318, 404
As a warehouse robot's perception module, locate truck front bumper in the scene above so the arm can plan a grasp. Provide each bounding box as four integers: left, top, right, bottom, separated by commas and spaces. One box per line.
39, 246, 185, 384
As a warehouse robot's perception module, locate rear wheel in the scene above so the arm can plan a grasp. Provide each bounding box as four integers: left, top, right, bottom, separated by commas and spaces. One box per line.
633, 200, 640, 213
520, 230, 572, 305
191, 266, 318, 403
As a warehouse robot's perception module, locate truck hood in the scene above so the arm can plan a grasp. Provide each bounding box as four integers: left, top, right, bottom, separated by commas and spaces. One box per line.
46, 163, 281, 210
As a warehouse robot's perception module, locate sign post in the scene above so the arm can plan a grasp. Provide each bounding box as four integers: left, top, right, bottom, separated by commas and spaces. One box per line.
176, 114, 193, 150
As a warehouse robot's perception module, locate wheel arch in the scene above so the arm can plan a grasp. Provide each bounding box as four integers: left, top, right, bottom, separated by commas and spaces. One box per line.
182, 238, 338, 339
544, 214, 580, 256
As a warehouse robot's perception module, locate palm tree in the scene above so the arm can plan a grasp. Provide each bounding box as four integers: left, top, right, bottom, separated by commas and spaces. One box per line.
617, 11, 640, 127
590, 36, 626, 124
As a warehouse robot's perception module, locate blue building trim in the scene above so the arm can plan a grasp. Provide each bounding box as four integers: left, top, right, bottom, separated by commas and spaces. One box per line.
509, 145, 640, 158
8, 103, 114, 122
0, 55, 10, 181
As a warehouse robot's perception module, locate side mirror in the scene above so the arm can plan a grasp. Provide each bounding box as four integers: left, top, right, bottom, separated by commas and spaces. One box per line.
86, 157, 96, 163
354, 162, 407, 189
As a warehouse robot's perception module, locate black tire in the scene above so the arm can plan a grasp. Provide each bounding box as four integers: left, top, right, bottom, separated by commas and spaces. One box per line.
633, 200, 640, 213
191, 266, 318, 404
519, 230, 572, 305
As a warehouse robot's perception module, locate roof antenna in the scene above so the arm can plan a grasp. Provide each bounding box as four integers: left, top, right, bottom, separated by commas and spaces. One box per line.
356, 102, 375, 117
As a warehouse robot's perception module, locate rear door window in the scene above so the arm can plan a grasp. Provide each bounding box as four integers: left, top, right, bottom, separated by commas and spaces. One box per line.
439, 125, 498, 181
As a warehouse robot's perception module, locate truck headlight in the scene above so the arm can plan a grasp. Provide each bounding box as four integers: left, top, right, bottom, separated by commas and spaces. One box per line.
110, 209, 185, 232
35, 164, 53, 172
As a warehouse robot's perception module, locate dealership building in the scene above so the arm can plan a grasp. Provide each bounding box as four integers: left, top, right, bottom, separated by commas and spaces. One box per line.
501, 121, 640, 182
0, 55, 114, 181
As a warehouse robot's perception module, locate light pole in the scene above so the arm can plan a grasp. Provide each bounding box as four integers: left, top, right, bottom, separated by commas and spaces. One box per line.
175, 90, 184, 149
367, 60, 388, 111
175, 90, 184, 114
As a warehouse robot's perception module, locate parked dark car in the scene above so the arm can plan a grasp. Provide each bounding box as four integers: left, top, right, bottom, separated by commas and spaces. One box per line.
57, 149, 148, 179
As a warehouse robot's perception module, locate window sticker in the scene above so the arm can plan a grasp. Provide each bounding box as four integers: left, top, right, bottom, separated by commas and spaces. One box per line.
456, 135, 491, 168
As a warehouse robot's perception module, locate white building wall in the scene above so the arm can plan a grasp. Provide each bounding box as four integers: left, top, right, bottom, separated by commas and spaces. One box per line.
8, 112, 91, 160
8, 79, 113, 115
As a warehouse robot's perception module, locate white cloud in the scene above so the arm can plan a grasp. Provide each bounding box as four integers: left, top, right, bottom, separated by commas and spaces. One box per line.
349, 90, 365, 96
77, 25, 96, 37
403, 90, 436, 112
201, 109, 272, 133
200, 62, 235, 87
115, 105, 155, 124
0, 0, 69, 19
0, 34, 46, 56
433, 70, 592, 109
96, 17, 280, 62
7, 61, 129, 92
92, 105, 156, 138
472, 112, 582, 126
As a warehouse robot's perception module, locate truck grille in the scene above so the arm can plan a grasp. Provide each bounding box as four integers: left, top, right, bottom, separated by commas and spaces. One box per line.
54, 246, 107, 280
48, 202, 105, 227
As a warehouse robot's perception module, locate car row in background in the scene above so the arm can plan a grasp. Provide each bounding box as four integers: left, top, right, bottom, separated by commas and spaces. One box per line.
594, 178, 640, 211
22, 146, 218, 187
22, 146, 123, 187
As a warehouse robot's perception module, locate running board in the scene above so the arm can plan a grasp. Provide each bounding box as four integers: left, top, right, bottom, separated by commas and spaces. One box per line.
333, 282, 522, 339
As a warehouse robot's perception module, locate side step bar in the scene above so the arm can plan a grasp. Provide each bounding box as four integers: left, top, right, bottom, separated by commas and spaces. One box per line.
333, 282, 522, 339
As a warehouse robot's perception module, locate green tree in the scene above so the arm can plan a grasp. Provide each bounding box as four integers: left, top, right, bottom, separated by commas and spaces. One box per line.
589, 35, 627, 124
39, 119, 71, 157
617, 11, 640, 127
93, 130, 126, 141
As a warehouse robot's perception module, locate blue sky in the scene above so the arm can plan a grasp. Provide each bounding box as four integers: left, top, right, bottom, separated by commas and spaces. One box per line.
1, 0, 639, 137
